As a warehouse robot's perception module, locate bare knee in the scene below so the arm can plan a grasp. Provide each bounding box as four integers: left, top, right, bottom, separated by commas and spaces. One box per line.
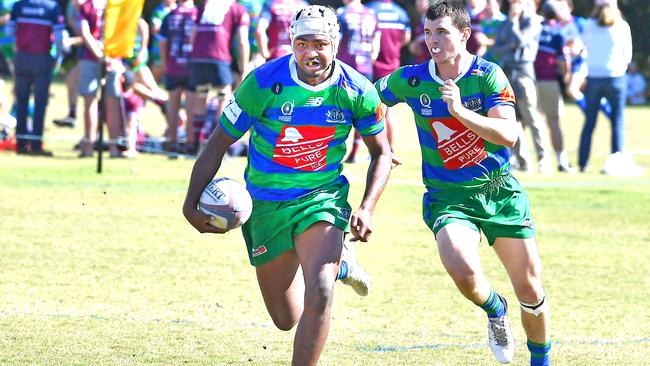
514, 280, 545, 304
303, 278, 335, 315
447, 265, 480, 294
270, 313, 299, 331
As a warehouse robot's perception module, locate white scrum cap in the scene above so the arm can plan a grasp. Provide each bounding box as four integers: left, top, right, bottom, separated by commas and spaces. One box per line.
289, 5, 340, 49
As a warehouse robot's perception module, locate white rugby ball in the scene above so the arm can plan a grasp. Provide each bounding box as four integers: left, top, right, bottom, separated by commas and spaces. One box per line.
198, 177, 252, 229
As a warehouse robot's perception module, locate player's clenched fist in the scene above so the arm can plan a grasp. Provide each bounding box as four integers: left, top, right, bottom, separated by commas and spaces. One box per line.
439, 79, 464, 117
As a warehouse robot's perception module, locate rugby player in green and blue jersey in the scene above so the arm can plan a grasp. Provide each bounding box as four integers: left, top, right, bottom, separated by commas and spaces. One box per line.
375, 1, 550, 365
183, 5, 392, 365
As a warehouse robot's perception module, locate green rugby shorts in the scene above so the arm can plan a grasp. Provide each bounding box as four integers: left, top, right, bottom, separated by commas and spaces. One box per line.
241, 180, 351, 266
423, 173, 535, 245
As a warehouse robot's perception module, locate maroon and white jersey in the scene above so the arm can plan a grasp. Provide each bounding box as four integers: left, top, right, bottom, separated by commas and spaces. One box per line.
366, 0, 411, 80
78, 0, 106, 61
10, 0, 64, 55
259, 0, 306, 60
336, 2, 379, 78
190, 0, 249, 63
158, 4, 198, 76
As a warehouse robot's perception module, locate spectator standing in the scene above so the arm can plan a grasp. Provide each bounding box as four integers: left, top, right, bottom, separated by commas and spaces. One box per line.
77, 0, 124, 158
366, 0, 411, 153
466, 0, 488, 56
579, 0, 643, 176
150, 0, 177, 82
8, 0, 64, 156
479, 0, 506, 63
158, 0, 197, 152
409, 0, 433, 65
626, 61, 646, 105
53, 0, 83, 128
493, 0, 551, 174
337, 0, 381, 163
534, 0, 573, 173
255, 0, 307, 61
185, 0, 250, 155
120, 71, 143, 158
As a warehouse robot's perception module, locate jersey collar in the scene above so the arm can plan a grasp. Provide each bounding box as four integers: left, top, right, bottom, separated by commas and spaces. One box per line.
289, 55, 341, 92
428, 54, 476, 85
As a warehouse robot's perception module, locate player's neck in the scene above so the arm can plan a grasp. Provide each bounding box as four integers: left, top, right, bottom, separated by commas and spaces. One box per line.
297, 61, 336, 86
434, 50, 470, 81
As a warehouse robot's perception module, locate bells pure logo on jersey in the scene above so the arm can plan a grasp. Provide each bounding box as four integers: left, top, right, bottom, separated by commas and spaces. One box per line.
273, 125, 336, 171
431, 117, 487, 169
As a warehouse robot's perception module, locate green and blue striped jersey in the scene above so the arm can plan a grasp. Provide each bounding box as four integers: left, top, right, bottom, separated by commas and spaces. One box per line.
376, 55, 516, 195
219, 54, 385, 200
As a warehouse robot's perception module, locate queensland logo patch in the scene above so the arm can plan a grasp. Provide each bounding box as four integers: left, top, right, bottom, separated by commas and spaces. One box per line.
430, 117, 487, 169
420, 94, 432, 116
279, 100, 294, 122
273, 125, 336, 171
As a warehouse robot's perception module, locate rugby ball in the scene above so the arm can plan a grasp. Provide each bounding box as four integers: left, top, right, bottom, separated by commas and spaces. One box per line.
198, 177, 253, 229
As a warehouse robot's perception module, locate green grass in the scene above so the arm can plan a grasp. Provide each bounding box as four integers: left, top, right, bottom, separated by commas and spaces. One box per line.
1, 82, 649, 365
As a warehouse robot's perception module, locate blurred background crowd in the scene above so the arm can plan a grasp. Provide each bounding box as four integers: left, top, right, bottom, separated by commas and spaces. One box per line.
0, 0, 646, 176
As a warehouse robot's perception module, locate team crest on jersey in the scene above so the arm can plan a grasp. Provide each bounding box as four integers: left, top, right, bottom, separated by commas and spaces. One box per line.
408, 76, 421, 87
462, 97, 482, 112
279, 100, 294, 122
430, 117, 487, 169
271, 82, 283, 95
326, 109, 346, 124
420, 94, 432, 116
273, 125, 336, 171
305, 97, 325, 107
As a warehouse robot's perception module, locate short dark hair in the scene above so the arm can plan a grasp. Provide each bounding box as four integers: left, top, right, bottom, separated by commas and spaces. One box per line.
425, 0, 471, 30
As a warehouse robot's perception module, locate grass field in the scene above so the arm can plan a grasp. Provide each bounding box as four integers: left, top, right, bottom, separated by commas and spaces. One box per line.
1, 81, 649, 365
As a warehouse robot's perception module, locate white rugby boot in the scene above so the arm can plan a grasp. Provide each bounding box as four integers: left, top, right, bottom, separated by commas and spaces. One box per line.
487, 296, 515, 363
340, 239, 372, 296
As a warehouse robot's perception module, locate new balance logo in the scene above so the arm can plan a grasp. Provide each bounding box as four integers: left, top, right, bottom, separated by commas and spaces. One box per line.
305, 97, 325, 107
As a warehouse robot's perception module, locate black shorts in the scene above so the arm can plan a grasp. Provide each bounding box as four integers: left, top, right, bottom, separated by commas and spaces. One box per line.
189, 61, 233, 91
164, 74, 191, 91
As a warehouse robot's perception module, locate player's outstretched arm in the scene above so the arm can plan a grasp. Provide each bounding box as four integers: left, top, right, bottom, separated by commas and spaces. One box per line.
350, 129, 392, 242
439, 79, 520, 147
182, 124, 237, 234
